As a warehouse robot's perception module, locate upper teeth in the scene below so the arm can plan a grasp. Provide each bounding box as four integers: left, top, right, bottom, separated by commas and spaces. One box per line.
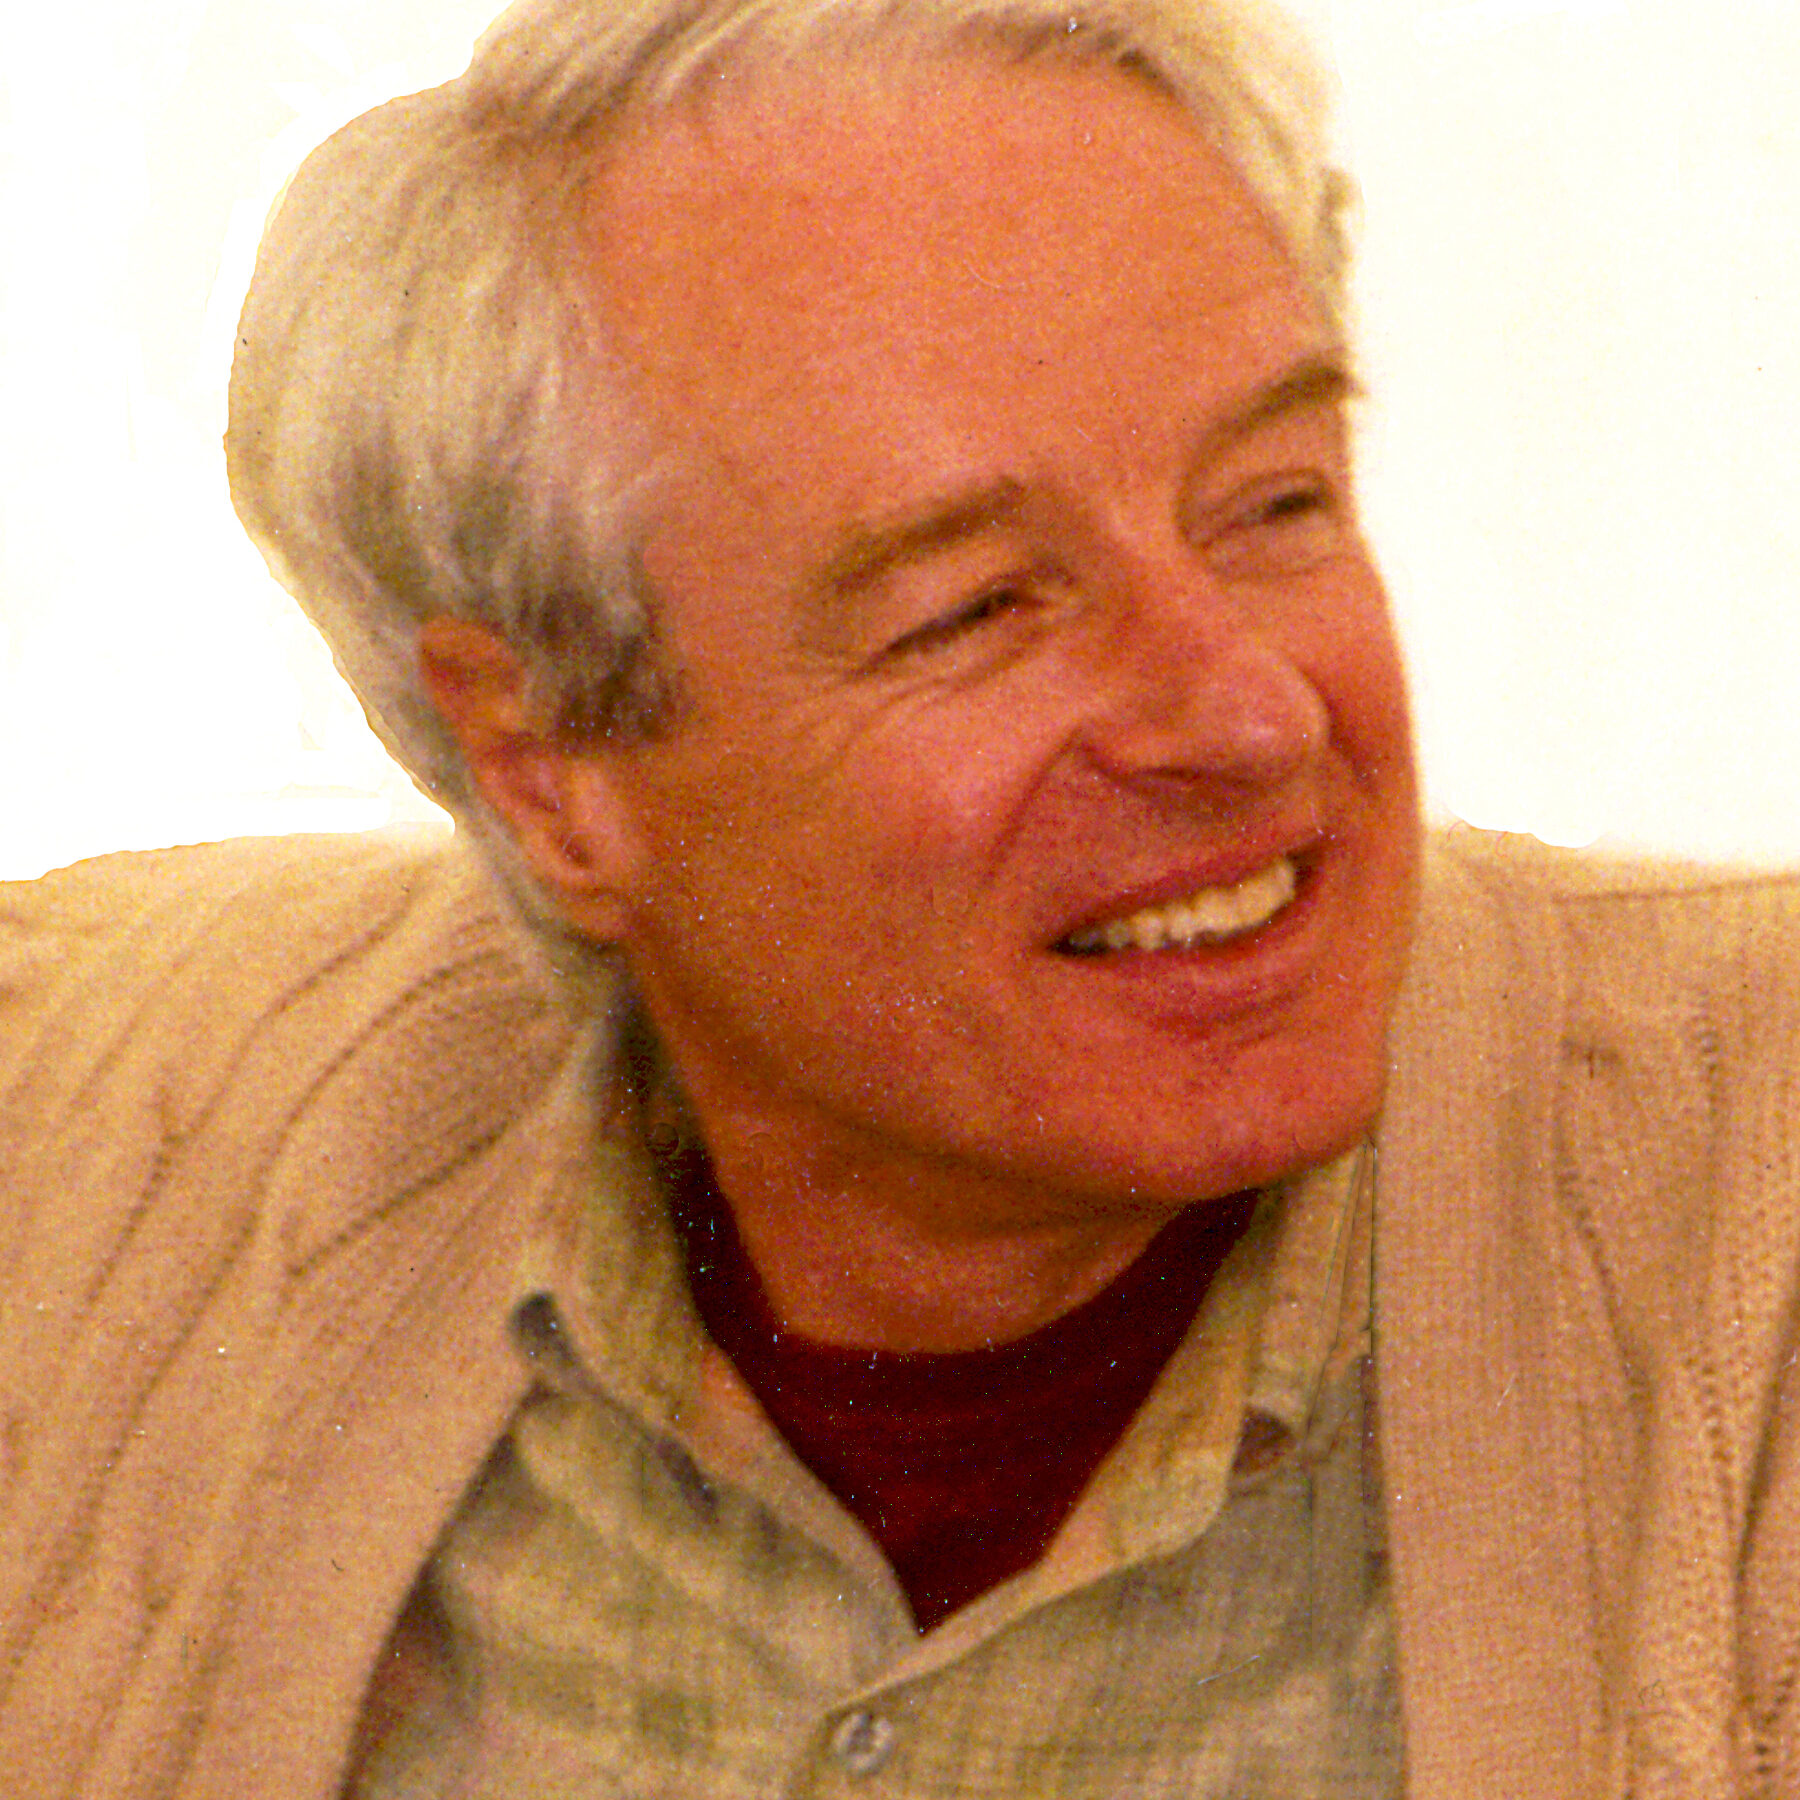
1066, 857, 1297, 954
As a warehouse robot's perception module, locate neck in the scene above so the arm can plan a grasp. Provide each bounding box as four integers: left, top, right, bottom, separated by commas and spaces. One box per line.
735, 1186, 1171, 1353
653, 1105, 1179, 1353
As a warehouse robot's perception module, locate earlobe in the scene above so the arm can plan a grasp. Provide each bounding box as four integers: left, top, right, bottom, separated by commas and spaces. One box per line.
417, 618, 640, 940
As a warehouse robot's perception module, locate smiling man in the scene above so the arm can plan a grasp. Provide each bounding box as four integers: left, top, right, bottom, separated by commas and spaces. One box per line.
434, 54, 1421, 1352
3, 0, 1799, 1795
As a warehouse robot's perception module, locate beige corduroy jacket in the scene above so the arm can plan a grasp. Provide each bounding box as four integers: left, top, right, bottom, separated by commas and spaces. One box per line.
1, 828, 1798, 1798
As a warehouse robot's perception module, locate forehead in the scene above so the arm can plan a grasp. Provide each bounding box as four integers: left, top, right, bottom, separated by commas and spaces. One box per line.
578, 54, 1328, 589
588, 54, 1307, 357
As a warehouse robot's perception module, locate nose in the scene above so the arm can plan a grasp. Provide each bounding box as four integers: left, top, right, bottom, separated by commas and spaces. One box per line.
1072, 562, 1329, 799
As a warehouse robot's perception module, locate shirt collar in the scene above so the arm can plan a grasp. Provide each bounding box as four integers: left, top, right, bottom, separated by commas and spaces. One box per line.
1246, 1143, 1376, 1440
508, 1025, 1373, 1509
504, 1029, 702, 1428
1031, 1143, 1371, 1579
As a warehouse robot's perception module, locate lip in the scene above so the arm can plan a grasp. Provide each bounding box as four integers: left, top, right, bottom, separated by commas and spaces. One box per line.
1048, 817, 1325, 950
1039, 827, 1348, 1034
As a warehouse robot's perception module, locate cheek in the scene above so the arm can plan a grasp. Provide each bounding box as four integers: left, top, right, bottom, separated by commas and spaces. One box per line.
818, 689, 1072, 901
621, 709, 1010, 958
1294, 579, 1414, 769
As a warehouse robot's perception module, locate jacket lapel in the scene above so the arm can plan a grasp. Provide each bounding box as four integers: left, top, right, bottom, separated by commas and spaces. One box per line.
1376, 844, 1616, 1797
102, 1043, 604, 1800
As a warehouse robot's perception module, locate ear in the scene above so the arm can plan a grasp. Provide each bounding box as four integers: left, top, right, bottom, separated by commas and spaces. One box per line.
417, 618, 642, 941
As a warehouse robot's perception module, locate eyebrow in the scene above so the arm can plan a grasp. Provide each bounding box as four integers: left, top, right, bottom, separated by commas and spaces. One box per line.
1191, 352, 1361, 462
808, 352, 1357, 608
815, 477, 1029, 604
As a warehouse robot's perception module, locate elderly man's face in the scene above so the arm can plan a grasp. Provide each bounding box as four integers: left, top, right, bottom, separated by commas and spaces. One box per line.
562, 55, 1420, 1225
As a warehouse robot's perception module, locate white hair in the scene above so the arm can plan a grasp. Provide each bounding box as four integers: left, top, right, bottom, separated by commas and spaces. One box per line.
227, 0, 1352, 840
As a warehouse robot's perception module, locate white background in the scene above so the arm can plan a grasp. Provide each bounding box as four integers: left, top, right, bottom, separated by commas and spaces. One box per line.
2, 0, 1796, 879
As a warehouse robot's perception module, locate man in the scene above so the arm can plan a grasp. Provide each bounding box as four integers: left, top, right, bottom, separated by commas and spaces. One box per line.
3, 0, 1798, 1793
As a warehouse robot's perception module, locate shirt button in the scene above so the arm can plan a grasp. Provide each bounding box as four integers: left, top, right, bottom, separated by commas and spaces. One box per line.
831, 1708, 896, 1776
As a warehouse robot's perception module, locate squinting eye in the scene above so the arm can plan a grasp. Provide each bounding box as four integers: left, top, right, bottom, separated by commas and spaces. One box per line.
1252, 484, 1329, 526
1206, 479, 1345, 578
883, 586, 1028, 659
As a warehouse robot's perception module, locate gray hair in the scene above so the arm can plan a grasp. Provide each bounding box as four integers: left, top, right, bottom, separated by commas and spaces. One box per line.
227, 0, 1352, 841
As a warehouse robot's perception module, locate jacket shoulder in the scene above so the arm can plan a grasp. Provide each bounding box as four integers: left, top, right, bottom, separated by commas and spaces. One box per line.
1421, 824, 1800, 1146
1423, 823, 1800, 986
1427, 819, 1800, 903
0, 828, 543, 1094
0, 829, 576, 1297
1420, 822, 1800, 1363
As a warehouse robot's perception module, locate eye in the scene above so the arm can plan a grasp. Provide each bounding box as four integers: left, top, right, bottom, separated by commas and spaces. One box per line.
1255, 484, 1329, 524
1204, 476, 1347, 579
880, 585, 1032, 660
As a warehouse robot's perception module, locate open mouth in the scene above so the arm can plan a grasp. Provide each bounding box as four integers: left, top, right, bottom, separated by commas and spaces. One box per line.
1057, 856, 1299, 956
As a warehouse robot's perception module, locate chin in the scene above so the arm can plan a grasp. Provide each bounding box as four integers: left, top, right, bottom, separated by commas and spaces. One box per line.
1060, 1033, 1390, 1213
